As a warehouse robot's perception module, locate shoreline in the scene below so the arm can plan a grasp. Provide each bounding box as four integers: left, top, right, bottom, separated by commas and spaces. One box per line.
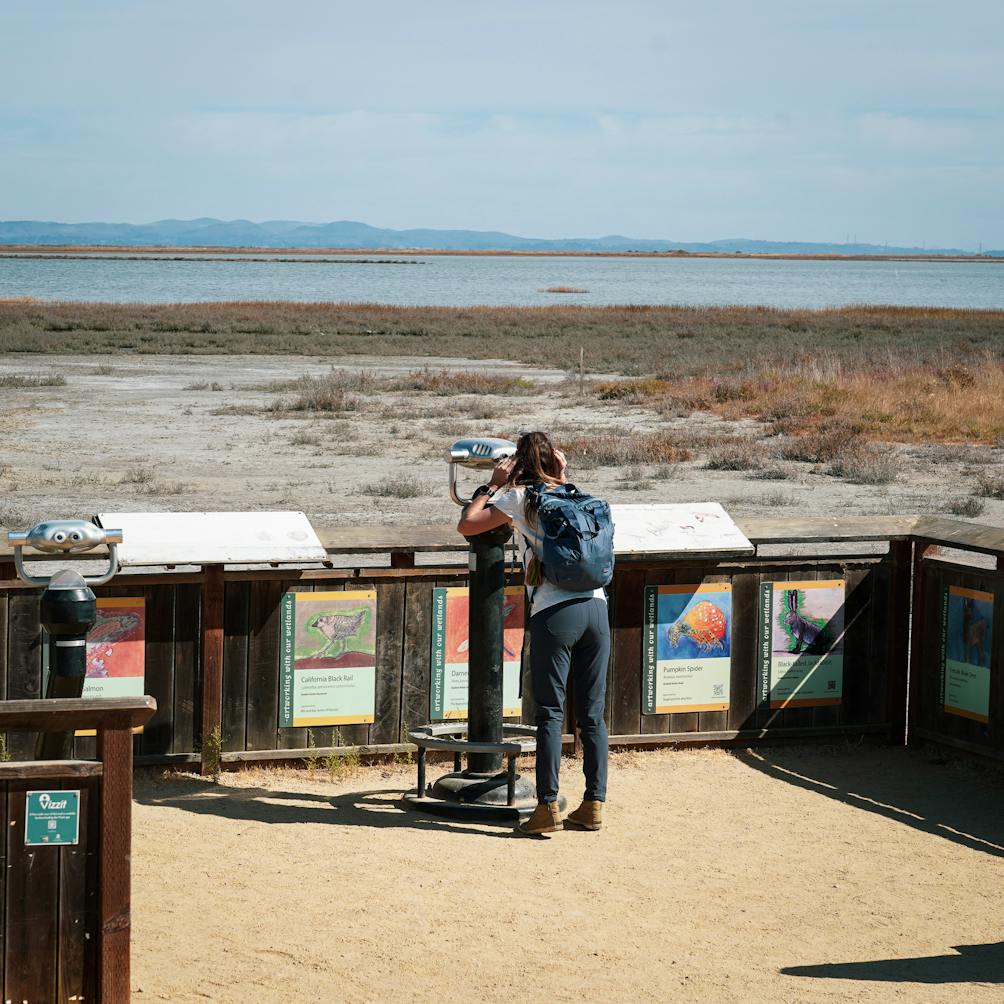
1, 244, 1001, 263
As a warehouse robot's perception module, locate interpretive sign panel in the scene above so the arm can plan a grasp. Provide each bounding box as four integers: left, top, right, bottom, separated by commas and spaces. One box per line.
98, 510, 326, 566
643, 583, 732, 714
279, 590, 377, 727
759, 580, 845, 709
25, 791, 80, 846
612, 503, 753, 558
44, 597, 146, 735
430, 586, 524, 720
941, 585, 993, 723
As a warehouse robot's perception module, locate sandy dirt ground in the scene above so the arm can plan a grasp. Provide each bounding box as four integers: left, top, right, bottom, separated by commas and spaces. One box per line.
131, 745, 1004, 1003
0, 352, 1001, 533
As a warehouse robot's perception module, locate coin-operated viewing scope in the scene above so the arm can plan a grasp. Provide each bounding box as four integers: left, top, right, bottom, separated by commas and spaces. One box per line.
446, 437, 516, 505
7, 519, 122, 587
6, 520, 124, 760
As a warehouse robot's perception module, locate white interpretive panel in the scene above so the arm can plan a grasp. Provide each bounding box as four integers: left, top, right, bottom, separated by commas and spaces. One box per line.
611, 503, 753, 558
95, 511, 327, 566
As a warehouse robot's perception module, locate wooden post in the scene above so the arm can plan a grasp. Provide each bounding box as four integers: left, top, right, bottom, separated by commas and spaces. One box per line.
97, 719, 134, 1003
200, 564, 225, 775
887, 539, 913, 745
906, 542, 929, 747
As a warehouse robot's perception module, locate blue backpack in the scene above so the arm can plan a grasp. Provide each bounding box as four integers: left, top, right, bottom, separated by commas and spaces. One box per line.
525, 483, 614, 592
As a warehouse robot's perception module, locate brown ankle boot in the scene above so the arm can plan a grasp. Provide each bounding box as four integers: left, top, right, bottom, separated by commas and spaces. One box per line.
565, 800, 603, 830
517, 801, 563, 837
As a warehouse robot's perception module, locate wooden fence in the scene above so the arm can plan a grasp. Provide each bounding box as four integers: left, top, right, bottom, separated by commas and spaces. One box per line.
0, 696, 154, 1003
1, 515, 1002, 770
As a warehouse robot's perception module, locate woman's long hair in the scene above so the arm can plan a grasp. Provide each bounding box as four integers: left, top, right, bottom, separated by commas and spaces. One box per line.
508, 431, 563, 527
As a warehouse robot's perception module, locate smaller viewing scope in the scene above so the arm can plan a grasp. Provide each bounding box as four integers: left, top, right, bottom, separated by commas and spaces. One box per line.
445, 437, 516, 505
6, 519, 123, 587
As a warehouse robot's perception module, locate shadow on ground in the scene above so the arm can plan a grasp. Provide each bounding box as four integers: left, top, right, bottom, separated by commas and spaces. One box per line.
134, 777, 523, 839
782, 941, 1004, 985
734, 745, 1004, 857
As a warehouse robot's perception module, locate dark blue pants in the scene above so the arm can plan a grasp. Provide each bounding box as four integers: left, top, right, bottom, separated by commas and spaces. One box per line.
530, 597, 610, 804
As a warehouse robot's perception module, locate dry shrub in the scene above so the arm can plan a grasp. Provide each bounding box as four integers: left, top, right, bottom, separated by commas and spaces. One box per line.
949, 496, 986, 517
779, 420, 865, 463
361, 476, 429, 499
562, 432, 691, 468
267, 374, 359, 413
704, 437, 771, 471
974, 472, 1004, 499
827, 445, 898, 484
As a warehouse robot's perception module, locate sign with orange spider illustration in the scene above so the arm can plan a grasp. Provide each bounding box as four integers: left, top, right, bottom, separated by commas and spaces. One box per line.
643, 583, 732, 714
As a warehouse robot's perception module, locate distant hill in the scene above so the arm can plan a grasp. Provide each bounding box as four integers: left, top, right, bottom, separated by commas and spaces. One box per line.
0, 218, 996, 257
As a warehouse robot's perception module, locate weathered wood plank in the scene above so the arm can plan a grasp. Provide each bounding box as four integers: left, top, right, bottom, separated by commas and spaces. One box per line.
371, 581, 406, 745
727, 570, 759, 732
140, 583, 175, 757
246, 579, 283, 752
6, 592, 41, 759
97, 727, 133, 1003
0, 761, 102, 779
222, 581, 250, 753
0, 697, 155, 732
57, 778, 98, 1004
4, 783, 58, 1003
172, 584, 201, 756
609, 568, 645, 738
199, 564, 225, 774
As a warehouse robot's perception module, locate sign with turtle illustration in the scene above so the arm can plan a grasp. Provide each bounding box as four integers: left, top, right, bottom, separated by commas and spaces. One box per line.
43, 597, 146, 735
430, 586, 524, 720
940, 585, 993, 723
279, 590, 377, 727
759, 580, 845, 709
643, 583, 732, 714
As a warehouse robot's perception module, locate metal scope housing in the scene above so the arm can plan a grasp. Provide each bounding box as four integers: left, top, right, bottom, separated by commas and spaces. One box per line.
6, 519, 123, 587
445, 437, 516, 505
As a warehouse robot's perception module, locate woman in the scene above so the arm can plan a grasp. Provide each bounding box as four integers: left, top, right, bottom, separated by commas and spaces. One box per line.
457, 431, 610, 836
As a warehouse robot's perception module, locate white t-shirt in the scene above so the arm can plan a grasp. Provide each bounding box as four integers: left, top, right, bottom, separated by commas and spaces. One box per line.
489, 485, 607, 617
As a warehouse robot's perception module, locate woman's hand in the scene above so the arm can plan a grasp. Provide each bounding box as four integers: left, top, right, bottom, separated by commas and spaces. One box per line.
489, 456, 515, 489
555, 449, 568, 481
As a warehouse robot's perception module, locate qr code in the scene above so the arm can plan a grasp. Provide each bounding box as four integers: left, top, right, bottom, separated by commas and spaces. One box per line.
712, 683, 725, 697
826, 680, 836, 691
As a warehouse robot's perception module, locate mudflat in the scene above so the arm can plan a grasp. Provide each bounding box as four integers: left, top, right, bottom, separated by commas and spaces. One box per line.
0, 351, 1000, 532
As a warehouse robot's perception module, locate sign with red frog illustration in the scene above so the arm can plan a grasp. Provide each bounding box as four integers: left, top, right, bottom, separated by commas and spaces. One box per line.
643, 583, 732, 714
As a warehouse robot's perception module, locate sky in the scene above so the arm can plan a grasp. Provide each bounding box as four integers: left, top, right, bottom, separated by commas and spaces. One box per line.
2, 0, 1002, 248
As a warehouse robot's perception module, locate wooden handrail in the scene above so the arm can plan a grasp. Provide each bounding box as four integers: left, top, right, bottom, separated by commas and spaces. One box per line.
0, 696, 156, 732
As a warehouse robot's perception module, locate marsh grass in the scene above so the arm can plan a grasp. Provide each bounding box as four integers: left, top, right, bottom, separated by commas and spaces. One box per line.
4, 302, 1000, 379
704, 437, 772, 471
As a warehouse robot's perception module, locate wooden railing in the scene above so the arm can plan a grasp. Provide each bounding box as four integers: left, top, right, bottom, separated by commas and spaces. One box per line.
0, 515, 1000, 770
0, 696, 155, 1003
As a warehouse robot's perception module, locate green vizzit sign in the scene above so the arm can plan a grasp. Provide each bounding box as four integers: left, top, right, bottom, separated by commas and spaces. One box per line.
25, 790, 80, 846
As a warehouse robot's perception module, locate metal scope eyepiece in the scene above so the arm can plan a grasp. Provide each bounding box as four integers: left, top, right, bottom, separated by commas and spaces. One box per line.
445, 437, 516, 505
6, 520, 123, 587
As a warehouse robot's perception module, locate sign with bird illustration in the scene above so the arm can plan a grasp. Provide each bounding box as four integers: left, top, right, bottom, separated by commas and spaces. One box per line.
758, 580, 845, 710
940, 585, 993, 723
643, 583, 732, 714
430, 587, 524, 720
279, 590, 377, 727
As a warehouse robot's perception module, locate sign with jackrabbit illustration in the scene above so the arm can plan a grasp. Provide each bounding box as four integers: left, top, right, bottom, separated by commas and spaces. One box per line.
940, 585, 993, 723
430, 586, 524, 720
759, 580, 845, 709
643, 583, 732, 715
279, 590, 377, 727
